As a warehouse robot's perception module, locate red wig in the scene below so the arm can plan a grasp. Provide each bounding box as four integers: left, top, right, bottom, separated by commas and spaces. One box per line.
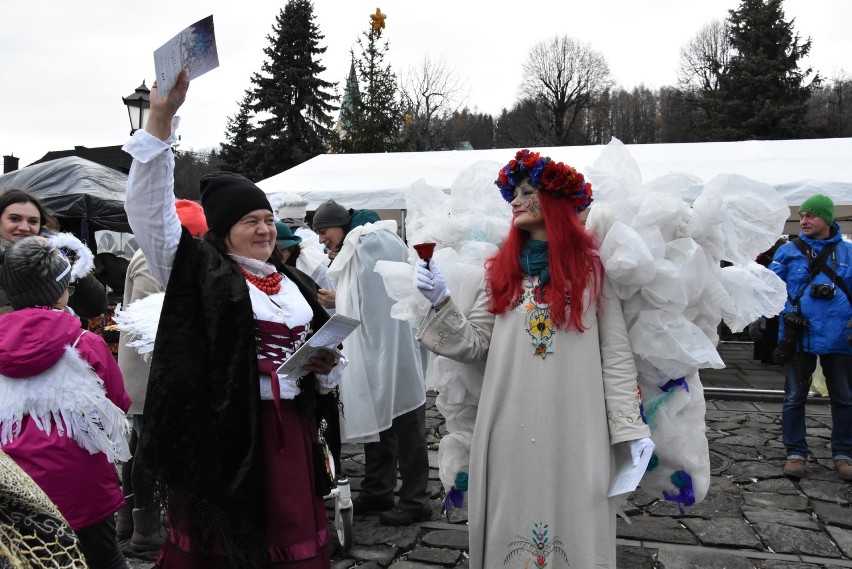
485, 190, 602, 332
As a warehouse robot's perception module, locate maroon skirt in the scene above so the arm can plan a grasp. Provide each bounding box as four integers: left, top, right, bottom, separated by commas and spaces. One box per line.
157, 400, 331, 568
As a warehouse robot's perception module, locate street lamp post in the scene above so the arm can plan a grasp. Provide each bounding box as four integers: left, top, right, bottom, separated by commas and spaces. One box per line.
122, 81, 151, 136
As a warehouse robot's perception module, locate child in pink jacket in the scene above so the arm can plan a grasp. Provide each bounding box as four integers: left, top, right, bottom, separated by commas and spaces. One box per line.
0, 236, 131, 569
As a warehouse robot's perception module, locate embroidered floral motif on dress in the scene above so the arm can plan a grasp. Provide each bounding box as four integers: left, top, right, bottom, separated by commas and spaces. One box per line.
515, 276, 555, 359
504, 521, 569, 568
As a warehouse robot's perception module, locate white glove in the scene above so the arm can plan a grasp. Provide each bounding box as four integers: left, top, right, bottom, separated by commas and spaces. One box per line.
628, 437, 655, 467
416, 259, 451, 307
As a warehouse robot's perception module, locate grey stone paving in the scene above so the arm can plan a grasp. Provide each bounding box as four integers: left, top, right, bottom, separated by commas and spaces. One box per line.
124, 343, 852, 568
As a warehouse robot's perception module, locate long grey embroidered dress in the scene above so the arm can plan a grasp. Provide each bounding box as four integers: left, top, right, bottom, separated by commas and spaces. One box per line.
417, 275, 650, 569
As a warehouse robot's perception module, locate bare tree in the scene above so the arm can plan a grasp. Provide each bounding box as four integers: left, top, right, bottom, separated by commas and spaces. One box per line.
520, 35, 612, 146
658, 86, 704, 143
399, 55, 467, 150
827, 71, 852, 137
677, 19, 730, 93
806, 70, 852, 138
495, 99, 550, 148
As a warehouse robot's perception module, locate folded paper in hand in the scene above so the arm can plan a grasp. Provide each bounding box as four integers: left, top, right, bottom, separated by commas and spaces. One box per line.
277, 313, 360, 379
608, 442, 653, 497
153, 15, 220, 98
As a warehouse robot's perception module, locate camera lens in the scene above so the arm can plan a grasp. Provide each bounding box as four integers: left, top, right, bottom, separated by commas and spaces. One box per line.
810, 283, 835, 299
772, 312, 808, 364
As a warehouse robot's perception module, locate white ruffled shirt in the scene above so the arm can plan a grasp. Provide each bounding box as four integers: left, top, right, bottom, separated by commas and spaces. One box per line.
123, 125, 340, 399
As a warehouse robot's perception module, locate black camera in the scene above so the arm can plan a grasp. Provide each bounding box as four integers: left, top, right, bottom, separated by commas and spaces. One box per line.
810, 283, 835, 299
772, 311, 809, 364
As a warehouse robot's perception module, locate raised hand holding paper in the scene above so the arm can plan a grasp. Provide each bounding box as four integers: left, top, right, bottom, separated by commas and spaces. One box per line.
153, 15, 219, 99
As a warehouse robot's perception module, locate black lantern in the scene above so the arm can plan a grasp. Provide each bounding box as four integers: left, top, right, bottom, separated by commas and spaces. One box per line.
122, 81, 151, 135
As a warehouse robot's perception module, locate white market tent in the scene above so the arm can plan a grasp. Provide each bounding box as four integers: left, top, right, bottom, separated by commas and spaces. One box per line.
257, 137, 852, 234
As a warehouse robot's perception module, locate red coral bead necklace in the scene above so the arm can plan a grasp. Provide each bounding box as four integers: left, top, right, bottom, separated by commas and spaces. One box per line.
239, 266, 283, 295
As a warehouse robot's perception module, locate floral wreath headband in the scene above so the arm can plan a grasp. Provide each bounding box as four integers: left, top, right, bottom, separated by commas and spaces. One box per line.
495, 149, 593, 213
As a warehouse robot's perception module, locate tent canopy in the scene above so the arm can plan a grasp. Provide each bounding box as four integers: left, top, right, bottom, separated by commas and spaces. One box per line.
257, 138, 852, 211
0, 156, 129, 232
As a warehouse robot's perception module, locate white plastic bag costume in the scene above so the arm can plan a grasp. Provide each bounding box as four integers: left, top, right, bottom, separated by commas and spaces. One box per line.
328, 220, 426, 442
586, 139, 788, 507
377, 139, 788, 522
375, 164, 508, 497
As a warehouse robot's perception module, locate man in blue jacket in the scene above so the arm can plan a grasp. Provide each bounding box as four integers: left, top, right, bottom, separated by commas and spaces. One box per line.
770, 194, 852, 481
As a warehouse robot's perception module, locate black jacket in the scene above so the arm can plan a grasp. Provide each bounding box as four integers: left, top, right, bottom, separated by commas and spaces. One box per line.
138, 229, 336, 564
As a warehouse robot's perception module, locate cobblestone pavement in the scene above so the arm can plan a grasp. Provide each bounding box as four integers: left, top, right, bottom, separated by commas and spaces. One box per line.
126, 343, 852, 568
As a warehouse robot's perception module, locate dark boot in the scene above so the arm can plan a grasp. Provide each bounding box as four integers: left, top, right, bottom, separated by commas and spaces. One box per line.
129, 507, 166, 552
352, 494, 395, 515
115, 501, 133, 541
379, 504, 432, 526
117, 428, 137, 542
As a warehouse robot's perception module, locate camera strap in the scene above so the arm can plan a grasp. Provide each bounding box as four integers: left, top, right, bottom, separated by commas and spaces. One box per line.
791, 239, 852, 307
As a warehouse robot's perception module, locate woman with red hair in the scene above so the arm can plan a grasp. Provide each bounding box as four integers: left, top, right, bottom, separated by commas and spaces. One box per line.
415, 150, 653, 569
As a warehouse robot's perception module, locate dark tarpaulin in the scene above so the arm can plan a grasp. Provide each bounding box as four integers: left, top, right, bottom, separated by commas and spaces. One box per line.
0, 156, 129, 232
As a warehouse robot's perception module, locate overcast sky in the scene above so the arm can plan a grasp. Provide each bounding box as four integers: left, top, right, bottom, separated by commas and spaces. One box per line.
1, 0, 849, 170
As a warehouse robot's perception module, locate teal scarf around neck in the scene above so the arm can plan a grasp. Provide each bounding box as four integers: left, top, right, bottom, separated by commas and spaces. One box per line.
520, 240, 550, 286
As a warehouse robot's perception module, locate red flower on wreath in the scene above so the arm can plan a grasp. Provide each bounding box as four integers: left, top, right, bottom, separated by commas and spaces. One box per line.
520, 150, 541, 169
539, 161, 582, 194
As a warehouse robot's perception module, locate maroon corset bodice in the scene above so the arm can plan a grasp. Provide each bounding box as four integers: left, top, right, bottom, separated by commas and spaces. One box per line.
254, 319, 311, 448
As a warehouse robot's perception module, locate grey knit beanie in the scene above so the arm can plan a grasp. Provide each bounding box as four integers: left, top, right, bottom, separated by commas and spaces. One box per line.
0, 237, 72, 309
312, 199, 351, 231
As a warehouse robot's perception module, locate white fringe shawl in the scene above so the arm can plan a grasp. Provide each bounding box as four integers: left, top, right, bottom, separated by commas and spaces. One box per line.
0, 345, 131, 463
112, 292, 165, 361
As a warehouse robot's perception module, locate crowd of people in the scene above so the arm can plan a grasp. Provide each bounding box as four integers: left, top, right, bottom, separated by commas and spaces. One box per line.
0, 67, 850, 569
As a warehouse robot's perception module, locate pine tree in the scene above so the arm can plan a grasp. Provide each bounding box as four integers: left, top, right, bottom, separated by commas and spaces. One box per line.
219, 91, 260, 179
250, 0, 336, 178
333, 21, 402, 153
174, 149, 222, 200
706, 0, 818, 140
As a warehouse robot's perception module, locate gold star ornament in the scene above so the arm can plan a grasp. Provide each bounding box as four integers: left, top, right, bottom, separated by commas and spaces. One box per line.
370, 8, 386, 36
